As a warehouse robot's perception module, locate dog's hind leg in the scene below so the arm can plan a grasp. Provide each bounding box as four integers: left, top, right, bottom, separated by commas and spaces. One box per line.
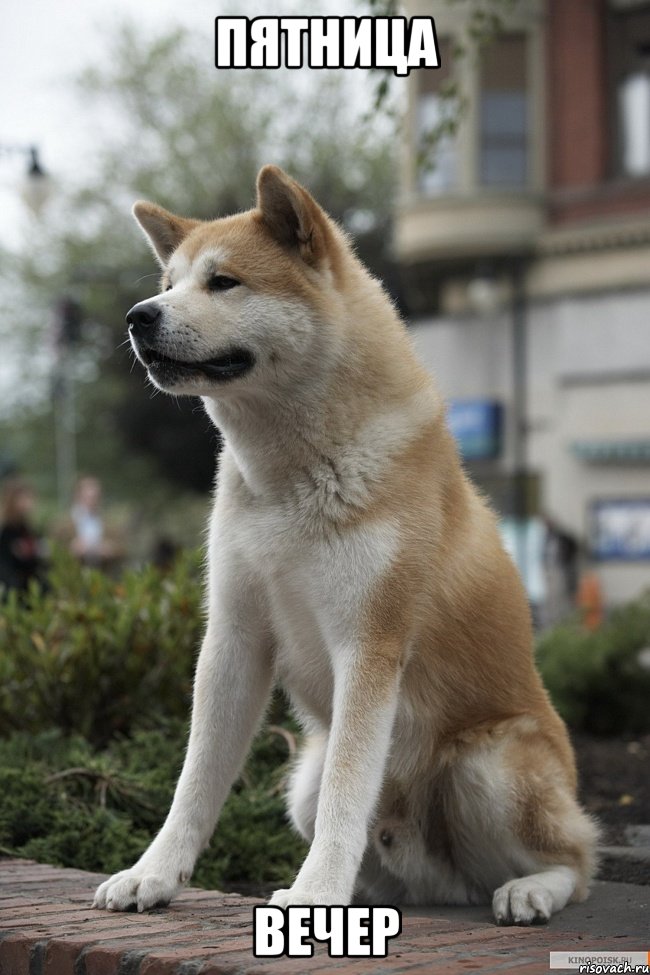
384, 715, 600, 920
491, 783, 599, 925
494, 744, 599, 925
492, 865, 580, 925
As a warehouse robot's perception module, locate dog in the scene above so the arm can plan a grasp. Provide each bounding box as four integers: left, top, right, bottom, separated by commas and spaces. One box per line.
93, 166, 598, 924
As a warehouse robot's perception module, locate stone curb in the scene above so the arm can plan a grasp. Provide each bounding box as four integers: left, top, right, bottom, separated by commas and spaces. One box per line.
1, 859, 648, 975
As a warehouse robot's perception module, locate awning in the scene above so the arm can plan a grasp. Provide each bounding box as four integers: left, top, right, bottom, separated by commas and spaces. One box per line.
571, 440, 650, 464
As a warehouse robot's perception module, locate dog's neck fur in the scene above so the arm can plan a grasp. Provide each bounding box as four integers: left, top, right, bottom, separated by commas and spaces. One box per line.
206, 381, 339, 495
203, 326, 441, 520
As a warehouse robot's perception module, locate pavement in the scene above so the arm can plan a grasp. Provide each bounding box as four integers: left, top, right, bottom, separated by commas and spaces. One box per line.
0, 858, 648, 975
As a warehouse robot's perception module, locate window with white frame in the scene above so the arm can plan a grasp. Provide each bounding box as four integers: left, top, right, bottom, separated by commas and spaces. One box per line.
608, 4, 650, 177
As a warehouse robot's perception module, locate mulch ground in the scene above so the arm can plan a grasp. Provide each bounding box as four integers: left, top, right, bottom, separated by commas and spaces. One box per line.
232, 732, 650, 899
573, 731, 650, 844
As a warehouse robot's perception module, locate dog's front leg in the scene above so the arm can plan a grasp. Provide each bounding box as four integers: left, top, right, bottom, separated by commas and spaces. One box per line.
94, 598, 273, 913
271, 642, 401, 907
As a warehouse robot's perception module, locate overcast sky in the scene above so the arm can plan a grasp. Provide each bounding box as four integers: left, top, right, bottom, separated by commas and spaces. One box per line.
0, 0, 237, 247
2, 0, 373, 248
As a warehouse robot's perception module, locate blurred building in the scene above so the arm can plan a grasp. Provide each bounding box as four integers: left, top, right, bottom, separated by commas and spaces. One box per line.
395, 0, 650, 607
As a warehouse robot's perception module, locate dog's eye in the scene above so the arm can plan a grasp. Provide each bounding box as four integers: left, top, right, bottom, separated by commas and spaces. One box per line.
208, 275, 240, 291
165, 283, 173, 292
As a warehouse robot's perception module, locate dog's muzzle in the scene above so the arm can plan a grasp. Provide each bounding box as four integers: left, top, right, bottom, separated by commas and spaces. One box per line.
126, 300, 255, 385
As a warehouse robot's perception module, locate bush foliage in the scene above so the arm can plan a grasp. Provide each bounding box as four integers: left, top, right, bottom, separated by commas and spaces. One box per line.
0, 549, 203, 745
536, 592, 650, 734
0, 724, 307, 891
0, 551, 306, 891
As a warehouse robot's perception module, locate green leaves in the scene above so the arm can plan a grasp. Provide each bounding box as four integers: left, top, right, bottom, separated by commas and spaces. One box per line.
536, 593, 650, 735
0, 550, 307, 889
0, 721, 306, 889
0, 548, 203, 745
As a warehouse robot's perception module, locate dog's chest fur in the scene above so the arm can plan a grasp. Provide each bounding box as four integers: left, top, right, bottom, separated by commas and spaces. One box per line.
216, 444, 399, 727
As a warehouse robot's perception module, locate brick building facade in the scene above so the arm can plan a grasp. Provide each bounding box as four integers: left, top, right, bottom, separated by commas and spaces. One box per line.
395, 0, 650, 610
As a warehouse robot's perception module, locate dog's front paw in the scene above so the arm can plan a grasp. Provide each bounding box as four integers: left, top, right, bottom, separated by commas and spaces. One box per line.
93, 866, 183, 913
269, 884, 349, 907
492, 878, 553, 926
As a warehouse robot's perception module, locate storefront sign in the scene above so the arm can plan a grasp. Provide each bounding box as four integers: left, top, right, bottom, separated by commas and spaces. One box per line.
589, 498, 650, 561
448, 399, 502, 461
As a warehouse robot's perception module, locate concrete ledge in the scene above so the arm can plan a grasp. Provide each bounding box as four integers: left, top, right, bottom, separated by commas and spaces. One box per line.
598, 846, 650, 887
0, 859, 648, 974
600, 845, 650, 863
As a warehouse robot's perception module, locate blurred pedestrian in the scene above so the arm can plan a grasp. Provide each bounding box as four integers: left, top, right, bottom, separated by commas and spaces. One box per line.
0, 477, 46, 593
577, 570, 604, 632
152, 536, 178, 573
69, 476, 122, 569
542, 514, 580, 626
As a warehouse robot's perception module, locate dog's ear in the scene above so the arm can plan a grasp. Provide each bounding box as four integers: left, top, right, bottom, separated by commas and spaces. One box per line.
256, 166, 330, 267
132, 202, 198, 266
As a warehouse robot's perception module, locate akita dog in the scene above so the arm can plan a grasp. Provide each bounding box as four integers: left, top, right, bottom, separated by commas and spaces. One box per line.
94, 166, 597, 924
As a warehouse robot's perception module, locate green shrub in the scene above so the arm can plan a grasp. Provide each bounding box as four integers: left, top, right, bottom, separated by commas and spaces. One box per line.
0, 549, 204, 745
0, 723, 307, 891
537, 592, 650, 735
0, 551, 307, 890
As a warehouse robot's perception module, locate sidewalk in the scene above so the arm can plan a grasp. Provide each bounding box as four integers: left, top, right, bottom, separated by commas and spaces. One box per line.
0, 858, 647, 975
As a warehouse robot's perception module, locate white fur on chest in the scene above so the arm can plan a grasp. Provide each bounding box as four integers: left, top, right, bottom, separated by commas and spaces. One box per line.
231, 495, 399, 727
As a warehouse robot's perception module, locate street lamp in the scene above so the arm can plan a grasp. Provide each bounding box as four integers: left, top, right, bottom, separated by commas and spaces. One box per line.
0, 143, 52, 215
52, 298, 83, 508
0, 144, 75, 510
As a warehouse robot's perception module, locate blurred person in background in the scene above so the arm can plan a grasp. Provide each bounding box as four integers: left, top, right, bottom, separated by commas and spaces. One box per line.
152, 536, 178, 573
542, 514, 580, 626
0, 477, 47, 593
68, 475, 123, 570
577, 567, 604, 632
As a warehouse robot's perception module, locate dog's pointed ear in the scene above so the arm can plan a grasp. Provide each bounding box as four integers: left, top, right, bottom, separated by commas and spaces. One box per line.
256, 165, 329, 267
132, 202, 198, 266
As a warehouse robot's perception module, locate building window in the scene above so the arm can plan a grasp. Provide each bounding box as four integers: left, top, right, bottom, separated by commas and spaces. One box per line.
620, 72, 650, 175
608, 6, 650, 178
479, 34, 529, 188
417, 38, 458, 195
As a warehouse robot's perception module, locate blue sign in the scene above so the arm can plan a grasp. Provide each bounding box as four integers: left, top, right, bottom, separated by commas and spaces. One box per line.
448, 400, 503, 461
589, 498, 650, 561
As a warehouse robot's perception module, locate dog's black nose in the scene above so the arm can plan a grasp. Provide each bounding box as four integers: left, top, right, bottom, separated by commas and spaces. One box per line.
126, 300, 161, 334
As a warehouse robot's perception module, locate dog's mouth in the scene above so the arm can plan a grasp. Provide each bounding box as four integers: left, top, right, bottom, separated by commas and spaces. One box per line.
140, 346, 255, 383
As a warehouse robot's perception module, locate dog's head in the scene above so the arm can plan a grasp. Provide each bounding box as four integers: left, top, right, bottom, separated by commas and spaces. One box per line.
127, 166, 350, 400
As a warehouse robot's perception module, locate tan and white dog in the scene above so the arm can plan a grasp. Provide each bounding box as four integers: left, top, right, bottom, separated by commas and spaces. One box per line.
93, 166, 597, 925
